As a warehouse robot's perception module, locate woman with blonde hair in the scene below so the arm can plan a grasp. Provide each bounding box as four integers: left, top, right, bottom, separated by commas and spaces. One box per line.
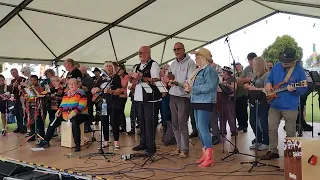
244, 56, 269, 151
184, 48, 218, 167
91, 61, 122, 149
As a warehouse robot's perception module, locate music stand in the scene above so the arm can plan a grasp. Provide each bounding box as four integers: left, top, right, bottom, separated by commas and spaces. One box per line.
309, 71, 320, 137
240, 90, 279, 172
140, 81, 167, 167
20, 93, 45, 146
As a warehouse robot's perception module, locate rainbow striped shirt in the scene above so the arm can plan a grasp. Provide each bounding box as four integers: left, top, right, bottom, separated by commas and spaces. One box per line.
59, 89, 88, 120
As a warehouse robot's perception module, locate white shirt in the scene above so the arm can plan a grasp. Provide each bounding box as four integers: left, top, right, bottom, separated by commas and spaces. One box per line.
134, 61, 160, 102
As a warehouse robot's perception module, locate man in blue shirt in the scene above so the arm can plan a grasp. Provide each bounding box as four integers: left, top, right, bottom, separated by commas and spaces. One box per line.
261, 47, 307, 160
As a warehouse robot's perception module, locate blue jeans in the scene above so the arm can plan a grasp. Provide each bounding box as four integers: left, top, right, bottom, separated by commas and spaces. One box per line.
249, 103, 269, 145
194, 109, 212, 148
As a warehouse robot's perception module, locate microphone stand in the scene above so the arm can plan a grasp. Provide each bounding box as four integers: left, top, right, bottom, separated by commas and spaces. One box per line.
80, 68, 121, 160
221, 37, 254, 161
240, 91, 279, 172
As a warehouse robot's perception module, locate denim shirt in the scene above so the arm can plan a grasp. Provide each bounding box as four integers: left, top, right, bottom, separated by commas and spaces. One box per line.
190, 65, 218, 103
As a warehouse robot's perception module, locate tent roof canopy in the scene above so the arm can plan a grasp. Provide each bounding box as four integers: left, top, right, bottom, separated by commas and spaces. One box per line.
0, 0, 319, 67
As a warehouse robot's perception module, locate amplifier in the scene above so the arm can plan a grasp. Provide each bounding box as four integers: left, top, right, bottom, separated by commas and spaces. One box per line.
284, 137, 320, 180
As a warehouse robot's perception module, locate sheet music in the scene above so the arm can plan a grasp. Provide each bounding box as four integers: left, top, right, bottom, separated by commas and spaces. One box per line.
24, 88, 36, 97
140, 82, 153, 93
44, 84, 51, 93
154, 81, 168, 93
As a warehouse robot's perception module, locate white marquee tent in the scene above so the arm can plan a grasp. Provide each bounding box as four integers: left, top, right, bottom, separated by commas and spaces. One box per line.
0, 0, 319, 67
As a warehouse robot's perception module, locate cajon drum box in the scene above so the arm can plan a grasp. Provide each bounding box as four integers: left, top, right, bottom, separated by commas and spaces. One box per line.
61, 121, 85, 148
284, 137, 320, 180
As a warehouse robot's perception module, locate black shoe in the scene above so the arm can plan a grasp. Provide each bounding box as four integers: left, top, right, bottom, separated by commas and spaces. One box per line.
260, 151, 279, 160
318, 132, 320, 136
36, 140, 50, 148
20, 128, 27, 134
2, 130, 7, 136
302, 124, 312, 131
13, 128, 20, 133
242, 127, 247, 133
212, 136, 221, 145
25, 132, 32, 137
189, 132, 198, 138
127, 130, 135, 135
28, 137, 36, 142
132, 145, 146, 151
231, 132, 238, 136
74, 145, 81, 152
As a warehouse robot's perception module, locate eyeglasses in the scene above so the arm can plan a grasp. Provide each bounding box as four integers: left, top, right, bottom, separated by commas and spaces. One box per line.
138, 51, 150, 55
173, 48, 183, 52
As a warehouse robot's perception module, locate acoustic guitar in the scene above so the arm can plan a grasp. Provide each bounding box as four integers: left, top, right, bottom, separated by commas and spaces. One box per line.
264, 80, 307, 102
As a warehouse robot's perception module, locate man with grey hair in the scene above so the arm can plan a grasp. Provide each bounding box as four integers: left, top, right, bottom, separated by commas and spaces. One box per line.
10, 68, 26, 133
164, 42, 196, 158
79, 65, 94, 133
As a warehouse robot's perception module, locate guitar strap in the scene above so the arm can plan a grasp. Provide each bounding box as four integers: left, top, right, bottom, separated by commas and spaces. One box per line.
283, 62, 296, 83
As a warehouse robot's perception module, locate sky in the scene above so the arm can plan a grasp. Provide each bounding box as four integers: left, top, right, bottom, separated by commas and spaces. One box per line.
197, 13, 320, 68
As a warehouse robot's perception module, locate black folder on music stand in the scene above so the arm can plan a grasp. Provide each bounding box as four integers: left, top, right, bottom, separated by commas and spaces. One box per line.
140, 81, 167, 167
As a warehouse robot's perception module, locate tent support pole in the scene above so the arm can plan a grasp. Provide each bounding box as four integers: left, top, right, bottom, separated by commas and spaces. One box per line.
108, 30, 118, 63
18, 14, 57, 58
0, 0, 33, 29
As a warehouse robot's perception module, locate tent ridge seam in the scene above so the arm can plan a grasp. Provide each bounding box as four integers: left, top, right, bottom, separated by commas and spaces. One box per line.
53, 0, 157, 63
119, 0, 243, 63
259, 0, 320, 9
0, 0, 33, 29
159, 11, 278, 66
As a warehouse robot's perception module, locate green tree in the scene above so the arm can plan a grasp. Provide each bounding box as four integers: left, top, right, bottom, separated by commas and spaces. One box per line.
262, 35, 303, 63
304, 54, 320, 67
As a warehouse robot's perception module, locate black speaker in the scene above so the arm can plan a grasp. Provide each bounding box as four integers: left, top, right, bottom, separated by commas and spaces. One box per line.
0, 161, 33, 177
11, 170, 60, 180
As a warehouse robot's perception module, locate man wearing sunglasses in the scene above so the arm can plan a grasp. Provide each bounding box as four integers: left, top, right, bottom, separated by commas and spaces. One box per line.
163, 42, 197, 158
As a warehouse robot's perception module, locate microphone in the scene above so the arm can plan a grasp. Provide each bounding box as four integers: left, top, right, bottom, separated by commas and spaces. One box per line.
224, 37, 229, 43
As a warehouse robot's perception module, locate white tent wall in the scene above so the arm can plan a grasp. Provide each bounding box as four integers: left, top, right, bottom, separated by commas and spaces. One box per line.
0, 0, 320, 66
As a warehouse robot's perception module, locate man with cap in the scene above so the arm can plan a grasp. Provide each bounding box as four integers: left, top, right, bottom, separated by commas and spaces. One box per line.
220, 66, 237, 136
92, 67, 102, 124
261, 47, 307, 160
236, 53, 257, 133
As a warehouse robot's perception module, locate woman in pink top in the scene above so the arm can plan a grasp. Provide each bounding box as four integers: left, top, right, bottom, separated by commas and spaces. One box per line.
118, 64, 129, 132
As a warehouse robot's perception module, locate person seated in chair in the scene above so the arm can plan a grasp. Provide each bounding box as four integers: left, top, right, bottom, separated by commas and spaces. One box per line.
37, 78, 88, 152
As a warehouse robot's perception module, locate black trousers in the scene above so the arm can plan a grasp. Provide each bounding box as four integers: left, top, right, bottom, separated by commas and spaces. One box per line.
85, 96, 94, 130
137, 101, 161, 153
101, 108, 121, 141
236, 95, 248, 128
129, 99, 138, 131
118, 97, 127, 131
14, 100, 25, 131
45, 114, 86, 145
30, 114, 45, 139
189, 109, 196, 133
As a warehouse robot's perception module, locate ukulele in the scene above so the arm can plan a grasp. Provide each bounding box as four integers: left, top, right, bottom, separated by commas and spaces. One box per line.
264, 80, 307, 102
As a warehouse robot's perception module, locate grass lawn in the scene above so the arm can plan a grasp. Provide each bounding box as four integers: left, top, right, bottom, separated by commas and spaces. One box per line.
1, 95, 319, 133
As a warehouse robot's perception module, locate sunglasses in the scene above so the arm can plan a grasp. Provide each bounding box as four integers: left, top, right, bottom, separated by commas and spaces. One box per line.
173, 48, 184, 52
